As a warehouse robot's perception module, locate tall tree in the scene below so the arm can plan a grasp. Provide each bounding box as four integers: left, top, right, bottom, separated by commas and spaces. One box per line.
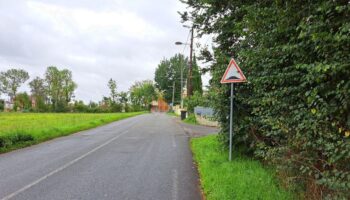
29, 77, 47, 111
0, 69, 29, 101
108, 78, 118, 103
118, 91, 129, 111
29, 77, 46, 98
61, 69, 77, 103
14, 92, 31, 111
45, 66, 61, 109
129, 80, 156, 109
45, 66, 76, 111
181, 0, 350, 198
154, 54, 188, 104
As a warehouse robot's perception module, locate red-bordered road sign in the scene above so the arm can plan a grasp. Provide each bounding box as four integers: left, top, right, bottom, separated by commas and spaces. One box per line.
220, 58, 246, 84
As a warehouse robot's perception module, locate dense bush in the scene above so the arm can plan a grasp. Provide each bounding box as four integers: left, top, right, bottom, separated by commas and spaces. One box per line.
182, 0, 350, 198
185, 91, 206, 113
0, 133, 34, 148
0, 99, 4, 111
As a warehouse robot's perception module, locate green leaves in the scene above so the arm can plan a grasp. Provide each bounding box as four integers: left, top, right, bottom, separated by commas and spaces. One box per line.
182, 0, 350, 198
129, 80, 157, 109
154, 54, 188, 104
0, 69, 29, 100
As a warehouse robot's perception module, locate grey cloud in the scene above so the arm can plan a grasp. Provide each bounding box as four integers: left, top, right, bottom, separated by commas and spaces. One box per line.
0, 0, 204, 102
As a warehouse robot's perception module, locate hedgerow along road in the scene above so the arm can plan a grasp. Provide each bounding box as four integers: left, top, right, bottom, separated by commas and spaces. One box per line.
0, 113, 201, 200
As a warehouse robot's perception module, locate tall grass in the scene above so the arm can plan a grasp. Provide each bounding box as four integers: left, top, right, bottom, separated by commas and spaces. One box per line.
191, 135, 294, 200
0, 112, 144, 153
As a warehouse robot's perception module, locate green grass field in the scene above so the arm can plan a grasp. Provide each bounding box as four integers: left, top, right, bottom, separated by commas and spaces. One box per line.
0, 112, 144, 153
191, 135, 294, 200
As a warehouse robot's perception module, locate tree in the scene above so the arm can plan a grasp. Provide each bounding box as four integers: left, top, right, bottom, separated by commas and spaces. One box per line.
108, 78, 118, 103
130, 80, 156, 110
29, 77, 47, 111
0, 69, 29, 101
14, 92, 31, 111
61, 69, 77, 103
29, 77, 46, 97
73, 100, 88, 112
181, 0, 350, 198
0, 99, 4, 111
45, 66, 61, 110
154, 54, 188, 104
45, 66, 77, 111
118, 91, 129, 111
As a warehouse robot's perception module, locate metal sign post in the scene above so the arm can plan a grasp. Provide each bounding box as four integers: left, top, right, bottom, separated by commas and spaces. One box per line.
229, 83, 234, 161
220, 58, 247, 161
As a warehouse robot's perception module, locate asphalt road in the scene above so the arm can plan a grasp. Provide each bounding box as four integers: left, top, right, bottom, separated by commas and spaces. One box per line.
0, 113, 202, 200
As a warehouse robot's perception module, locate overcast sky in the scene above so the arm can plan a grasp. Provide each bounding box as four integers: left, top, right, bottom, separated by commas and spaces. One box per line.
0, 0, 210, 102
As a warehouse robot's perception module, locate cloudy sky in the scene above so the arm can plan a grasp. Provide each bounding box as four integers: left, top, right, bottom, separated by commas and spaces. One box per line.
0, 0, 210, 102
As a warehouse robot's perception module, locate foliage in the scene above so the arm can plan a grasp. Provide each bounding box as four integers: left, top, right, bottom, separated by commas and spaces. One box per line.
45, 66, 77, 112
191, 135, 293, 200
183, 113, 198, 125
0, 69, 29, 101
29, 77, 47, 112
104, 78, 123, 112
108, 78, 118, 103
181, 0, 350, 198
1, 68, 134, 114
0, 112, 145, 153
154, 54, 188, 104
14, 92, 31, 111
119, 91, 129, 112
129, 80, 157, 110
73, 100, 88, 112
0, 99, 4, 111
185, 91, 208, 113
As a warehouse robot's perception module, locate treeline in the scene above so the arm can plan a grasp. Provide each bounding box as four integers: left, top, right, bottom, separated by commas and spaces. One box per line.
0, 67, 76, 112
0, 67, 158, 113
154, 53, 204, 110
181, 0, 349, 199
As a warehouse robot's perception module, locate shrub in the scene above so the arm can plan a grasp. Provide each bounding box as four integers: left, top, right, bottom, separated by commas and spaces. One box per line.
0, 133, 34, 148
0, 100, 4, 111
184, 114, 198, 125
183, 0, 350, 198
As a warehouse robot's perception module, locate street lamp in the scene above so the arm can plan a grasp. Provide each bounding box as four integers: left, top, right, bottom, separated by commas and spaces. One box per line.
174, 40, 187, 109
175, 26, 194, 98
175, 41, 189, 45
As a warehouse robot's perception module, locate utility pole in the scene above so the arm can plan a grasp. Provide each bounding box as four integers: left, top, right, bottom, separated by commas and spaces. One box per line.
187, 26, 194, 97
172, 81, 175, 107
180, 62, 184, 108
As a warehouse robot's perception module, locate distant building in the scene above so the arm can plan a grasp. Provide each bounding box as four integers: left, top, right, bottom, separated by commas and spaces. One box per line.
151, 97, 169, 112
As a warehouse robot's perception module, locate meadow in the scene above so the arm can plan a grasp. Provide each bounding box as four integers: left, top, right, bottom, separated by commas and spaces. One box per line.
0, 112, 144, 153
191, 135, 294, 200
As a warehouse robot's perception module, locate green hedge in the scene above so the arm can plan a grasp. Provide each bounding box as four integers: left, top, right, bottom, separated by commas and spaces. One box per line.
182, 0, 350, 198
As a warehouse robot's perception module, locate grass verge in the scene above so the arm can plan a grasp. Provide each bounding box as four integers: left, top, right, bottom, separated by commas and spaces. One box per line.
0, 112, 145, 153
191, 135, 294, 200
166, 111, 178, 117
183, 114, 198, 125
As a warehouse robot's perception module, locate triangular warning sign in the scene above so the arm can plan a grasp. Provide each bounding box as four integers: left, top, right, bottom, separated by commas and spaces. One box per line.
220, 58, 247, 83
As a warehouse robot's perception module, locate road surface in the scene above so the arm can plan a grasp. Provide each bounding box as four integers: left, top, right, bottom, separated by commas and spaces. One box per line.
0, 113, 203, 200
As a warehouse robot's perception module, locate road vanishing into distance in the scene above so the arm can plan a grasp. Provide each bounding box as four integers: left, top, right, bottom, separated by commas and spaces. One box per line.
0, 113, 211, 200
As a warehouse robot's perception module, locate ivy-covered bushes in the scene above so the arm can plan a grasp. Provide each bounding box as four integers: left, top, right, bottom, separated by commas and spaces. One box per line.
181, 0, 349, 198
